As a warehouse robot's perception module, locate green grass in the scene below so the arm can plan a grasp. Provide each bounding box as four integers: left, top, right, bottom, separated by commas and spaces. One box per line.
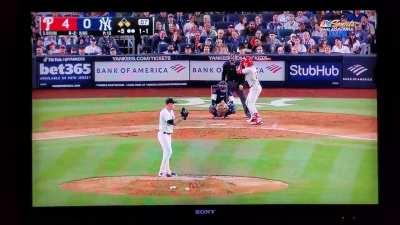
32, 136, 378, 206
32, 97, 377, 132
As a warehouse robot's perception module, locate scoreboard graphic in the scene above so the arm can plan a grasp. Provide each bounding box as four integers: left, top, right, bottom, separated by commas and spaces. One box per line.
40, 16, 154, 36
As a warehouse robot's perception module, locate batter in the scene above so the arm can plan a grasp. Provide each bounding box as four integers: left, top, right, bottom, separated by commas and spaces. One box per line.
157, 97, 189, 177
237, 56, 263, 125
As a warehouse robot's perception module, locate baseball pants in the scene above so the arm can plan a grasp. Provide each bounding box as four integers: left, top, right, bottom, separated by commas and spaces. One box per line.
157, 131, 172, 174
246, 84, 262, 116
227, 81, 250, 117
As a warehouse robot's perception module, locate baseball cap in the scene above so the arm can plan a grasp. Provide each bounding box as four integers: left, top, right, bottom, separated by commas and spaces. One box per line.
90, 37, 96, 42
228, 24, 234, 28
165, 97, 177, 104
185, 44, 192, 49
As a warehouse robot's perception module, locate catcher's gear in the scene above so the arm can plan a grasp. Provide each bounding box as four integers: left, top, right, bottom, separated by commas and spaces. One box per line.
216, 101, 229, 117
180, 107, 189, 120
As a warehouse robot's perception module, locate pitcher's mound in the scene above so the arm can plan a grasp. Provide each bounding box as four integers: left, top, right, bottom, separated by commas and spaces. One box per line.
60, 175, 288, 197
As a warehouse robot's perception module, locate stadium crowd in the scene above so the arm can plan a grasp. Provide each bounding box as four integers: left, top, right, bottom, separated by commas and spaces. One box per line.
31, 10, 377, 56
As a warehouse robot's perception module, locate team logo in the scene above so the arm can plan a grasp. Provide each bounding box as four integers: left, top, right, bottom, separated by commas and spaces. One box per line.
266, 64, 282, 74
170, 64, 186, 73
347, 64, 368, 76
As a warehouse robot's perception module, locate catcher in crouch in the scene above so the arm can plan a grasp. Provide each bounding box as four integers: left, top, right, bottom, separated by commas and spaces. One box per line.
209, 81, 236, 118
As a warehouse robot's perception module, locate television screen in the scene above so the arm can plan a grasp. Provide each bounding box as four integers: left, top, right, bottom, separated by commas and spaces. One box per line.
31, 10, 378, 207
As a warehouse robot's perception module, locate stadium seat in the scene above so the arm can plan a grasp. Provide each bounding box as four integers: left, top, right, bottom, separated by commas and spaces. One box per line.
278, 29, 294, 39
227, 14, 240, 23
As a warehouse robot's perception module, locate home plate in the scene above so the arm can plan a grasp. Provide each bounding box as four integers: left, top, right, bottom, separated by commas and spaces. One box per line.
210, 123, 226, 126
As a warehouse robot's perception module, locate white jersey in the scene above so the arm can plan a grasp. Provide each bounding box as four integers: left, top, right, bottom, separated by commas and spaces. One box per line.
159, 108, 175, 133
242, 66, 260, 87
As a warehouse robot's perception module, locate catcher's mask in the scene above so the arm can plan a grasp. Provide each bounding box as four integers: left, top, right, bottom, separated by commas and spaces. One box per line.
218, 81, 227, 92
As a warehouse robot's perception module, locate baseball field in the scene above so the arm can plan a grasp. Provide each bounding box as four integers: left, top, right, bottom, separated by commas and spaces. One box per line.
32, 88, 378, 206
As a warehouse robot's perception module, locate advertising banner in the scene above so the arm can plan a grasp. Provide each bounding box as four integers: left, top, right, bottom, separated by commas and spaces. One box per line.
94, 60, 190, 82
37, 56, 93, 88
190, 60, 285, 81
287, 62, 342, 86
342, 56, 376, 88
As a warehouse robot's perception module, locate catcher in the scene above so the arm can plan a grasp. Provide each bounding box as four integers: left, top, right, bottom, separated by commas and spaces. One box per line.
209, 81, 236, 118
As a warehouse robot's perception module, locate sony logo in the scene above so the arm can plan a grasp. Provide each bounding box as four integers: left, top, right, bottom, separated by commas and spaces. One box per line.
195, 209, 216, 215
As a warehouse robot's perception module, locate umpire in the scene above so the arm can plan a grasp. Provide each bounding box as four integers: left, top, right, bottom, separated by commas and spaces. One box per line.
221, 53, 251, 119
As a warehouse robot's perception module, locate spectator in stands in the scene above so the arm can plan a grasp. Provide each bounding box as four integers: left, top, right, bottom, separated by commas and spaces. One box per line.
254, 30, 264, 42
190, 30, 203, 53
295, 11, 310, 24
238, 44, 246, 54
366, 10, 377, 27
265, 31, 281, 53
176, 12, 186, 28
241, 20, 257, 37
78, 47, 85, 56
213, 38, 225, 53
235, 15, 247, 34
255, 15, 266, 30
241, 40, 252, 54
98, 34, 118, 55
278, 11, 292, 24
284, 14, 299, 30
194, 12, 204, 25
70, 46, 78, 55
267, 14, 283, 34
318, 39, 329, 53
311, 22, 328, 39
109, 47, 117, 56
250, 38, 263, 52
201, 14, 212, 28
277, 46, 285, 54
292, 35, 307, 53
227, 30, 241, 52
163, 43, 179, 54
323, 45, 332, 54
185, 24, 198, 42
155, 21, 164, 33
361, 15, 375, 36
184, 44, 193, 54
167, 23, 178, 36
255, 45, 265, 54
152, 30, 171, 53
201, 22, 217, 39
226, 24, 236, 37
347, 10, 365, 22
344, 32, 361, 54
167, 13, 180, 30
58, 45, 67, 55
183, 15, 198, 34
290, 46, 299, 54
47, 42, 57, 55
214, 29, 226, 43
287, 33, 297, 46
302, 31, 316, 49
202, 44, 211, 54
171, 30, 183, 48
332, 37, 351, 53
295, 23, 308, 40
35, 47, 46, 56
84, 37, 102, 55
157, 12, 168, 25
308, 45, 318, 54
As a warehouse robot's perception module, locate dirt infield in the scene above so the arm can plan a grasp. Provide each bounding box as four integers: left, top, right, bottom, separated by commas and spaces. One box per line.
60, 175, 288, 197
32, 88, 376, 99
33, 110, 377, 141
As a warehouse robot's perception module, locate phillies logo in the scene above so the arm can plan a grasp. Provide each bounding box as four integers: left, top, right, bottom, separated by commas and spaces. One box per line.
170, 64, 186, 73
347, 64, 368, 76
266, 64, 282, 74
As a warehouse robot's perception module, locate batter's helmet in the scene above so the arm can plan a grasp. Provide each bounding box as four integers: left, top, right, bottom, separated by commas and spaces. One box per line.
243, 56, 254, 67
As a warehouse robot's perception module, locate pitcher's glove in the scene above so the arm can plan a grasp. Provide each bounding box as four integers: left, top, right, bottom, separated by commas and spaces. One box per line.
216, 101, 229, 117
181, 107, 189, 120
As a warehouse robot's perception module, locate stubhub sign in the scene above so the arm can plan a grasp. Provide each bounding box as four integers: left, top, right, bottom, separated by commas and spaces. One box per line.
289, 63, 341, 83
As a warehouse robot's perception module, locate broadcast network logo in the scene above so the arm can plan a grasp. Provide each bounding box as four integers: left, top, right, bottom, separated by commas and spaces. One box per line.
266, 64, 282, 73
347, 64, 368, 76
170, 64, 186, 73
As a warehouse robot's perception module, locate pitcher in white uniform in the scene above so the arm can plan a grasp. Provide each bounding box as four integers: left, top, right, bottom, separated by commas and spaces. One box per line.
237, 56, 263, 125
157, 97, 189, 177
